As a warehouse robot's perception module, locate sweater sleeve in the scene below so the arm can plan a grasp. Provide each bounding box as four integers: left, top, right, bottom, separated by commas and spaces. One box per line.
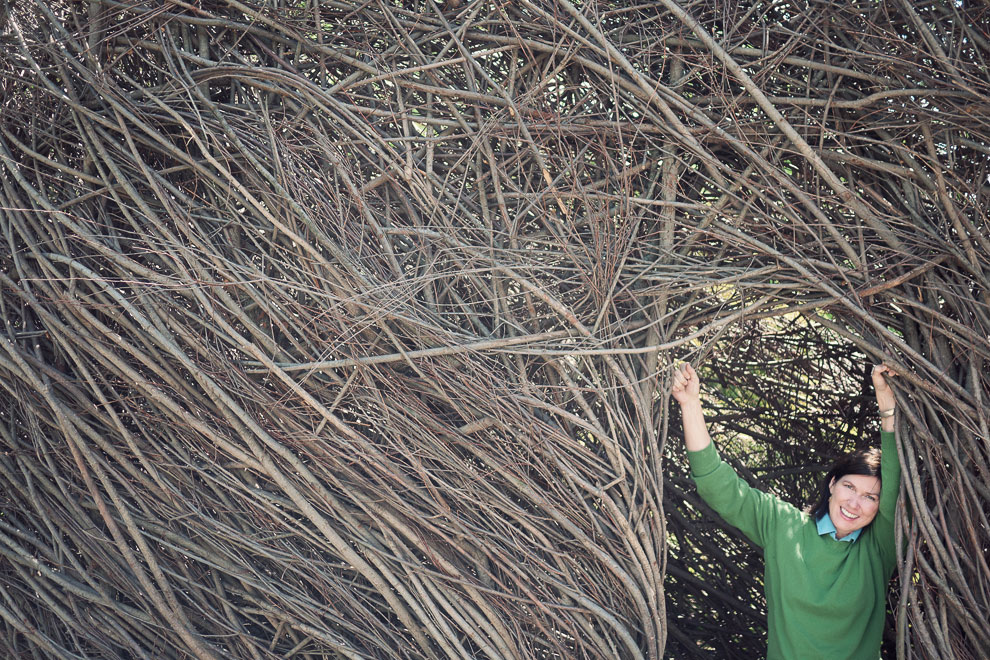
872, 430, 901, 567
687, 443, 789, 549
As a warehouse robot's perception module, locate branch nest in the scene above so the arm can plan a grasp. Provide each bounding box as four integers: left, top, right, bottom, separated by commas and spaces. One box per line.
1, 1, 988, 658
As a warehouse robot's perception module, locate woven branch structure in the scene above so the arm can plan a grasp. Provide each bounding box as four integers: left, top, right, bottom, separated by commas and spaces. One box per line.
1, 1, 988, 658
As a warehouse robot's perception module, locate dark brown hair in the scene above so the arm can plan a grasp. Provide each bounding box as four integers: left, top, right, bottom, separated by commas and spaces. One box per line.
809, 448, 882, 521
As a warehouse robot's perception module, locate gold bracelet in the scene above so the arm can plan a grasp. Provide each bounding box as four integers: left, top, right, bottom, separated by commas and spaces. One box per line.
879, 408, 895, 419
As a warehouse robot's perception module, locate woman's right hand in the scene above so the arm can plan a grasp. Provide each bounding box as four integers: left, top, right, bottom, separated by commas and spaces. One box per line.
672, 363, 701, 406
672, 362, 712, 451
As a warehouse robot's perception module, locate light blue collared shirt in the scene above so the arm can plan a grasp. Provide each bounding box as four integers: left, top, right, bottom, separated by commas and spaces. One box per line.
817, 513, 862, 543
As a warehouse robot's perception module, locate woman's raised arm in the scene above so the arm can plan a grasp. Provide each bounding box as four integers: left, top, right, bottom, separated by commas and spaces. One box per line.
672, 363, 712, 453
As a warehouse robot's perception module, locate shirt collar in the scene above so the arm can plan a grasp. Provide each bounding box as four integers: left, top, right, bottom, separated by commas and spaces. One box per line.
817, 513, 862, 543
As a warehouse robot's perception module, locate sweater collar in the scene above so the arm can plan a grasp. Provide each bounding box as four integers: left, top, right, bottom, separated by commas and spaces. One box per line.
817, 513, 862, 543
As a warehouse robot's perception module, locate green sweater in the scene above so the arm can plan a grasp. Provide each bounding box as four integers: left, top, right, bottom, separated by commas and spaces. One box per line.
688, 431, 900, 660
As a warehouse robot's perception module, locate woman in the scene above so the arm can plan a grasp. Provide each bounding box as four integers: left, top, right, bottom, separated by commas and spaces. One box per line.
672, 362, 899, 660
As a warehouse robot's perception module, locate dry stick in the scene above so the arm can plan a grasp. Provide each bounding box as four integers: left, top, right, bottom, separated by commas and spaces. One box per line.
898, 0, 983, 99
456, 438, 649, 660
247, 329, 573, 373
0, 390, 137, 614
500, 296, 773, 357
0, 273, 266, 478
5, 2, 990, 658
339, 347, 526, 659
920, 122, 990, 262
0, 272, 392, 648
551, 451, 663, 608
474, 22, 873, 275
386, 527, 512, 660
856, 255, 949, 299
889, 296, 990, 361
0, 587, 74, 659
912, 403, 990, 645
713, 219, 980, 412
0, 517, 154, 627
0, 338, 222, 660
158, 282, 487, 658
384, 228, 662, 479
544, 0, 725, 185
427, 0, 572, 221
112, 63, 374, 289
897, 404, 990, 653
657, 0, 905, 257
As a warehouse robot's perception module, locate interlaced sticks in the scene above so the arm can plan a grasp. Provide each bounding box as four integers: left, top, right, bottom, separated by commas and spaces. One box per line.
1, 1, 988, 658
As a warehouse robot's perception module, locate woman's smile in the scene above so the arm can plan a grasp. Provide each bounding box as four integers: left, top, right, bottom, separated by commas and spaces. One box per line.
838, 506, 859, 521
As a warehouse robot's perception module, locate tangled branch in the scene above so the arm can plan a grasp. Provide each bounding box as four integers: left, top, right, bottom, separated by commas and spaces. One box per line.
1, 1, 987, 658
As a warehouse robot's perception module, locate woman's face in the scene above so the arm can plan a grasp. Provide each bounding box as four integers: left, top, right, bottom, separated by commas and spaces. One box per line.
828, 474, 881, 539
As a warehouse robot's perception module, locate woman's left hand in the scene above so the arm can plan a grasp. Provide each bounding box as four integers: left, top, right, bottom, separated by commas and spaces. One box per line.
872, 364, 897, 430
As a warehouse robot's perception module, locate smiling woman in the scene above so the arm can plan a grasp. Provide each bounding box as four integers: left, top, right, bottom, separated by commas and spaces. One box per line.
672, 362, 901, 660
809, 447, 883, 541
